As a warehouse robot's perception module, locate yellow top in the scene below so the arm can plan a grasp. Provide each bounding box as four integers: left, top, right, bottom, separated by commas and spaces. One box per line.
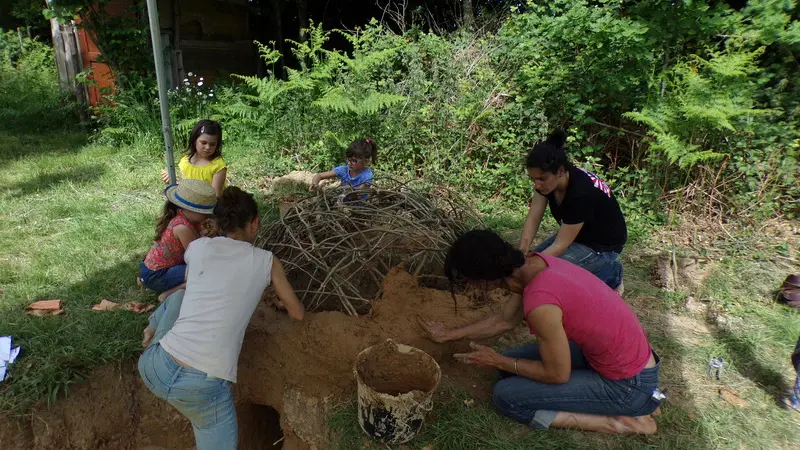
178, 155, 227, 187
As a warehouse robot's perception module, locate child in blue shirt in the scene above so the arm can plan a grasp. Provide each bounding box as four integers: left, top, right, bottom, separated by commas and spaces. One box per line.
311, 138, 377, 189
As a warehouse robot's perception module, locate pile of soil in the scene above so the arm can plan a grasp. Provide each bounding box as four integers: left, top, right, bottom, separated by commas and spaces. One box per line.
0, 268, 511, 450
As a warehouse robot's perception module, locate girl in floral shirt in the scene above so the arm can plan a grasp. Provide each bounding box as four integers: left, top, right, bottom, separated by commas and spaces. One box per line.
138, 180, 217, 301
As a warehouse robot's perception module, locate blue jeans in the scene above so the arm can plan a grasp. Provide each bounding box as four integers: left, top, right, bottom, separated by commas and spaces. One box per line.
533, 235, 623, 289
139, 261, 186, 293
138, 291, 238, 450
789, 337, 800, 409
492, 342, 661, 429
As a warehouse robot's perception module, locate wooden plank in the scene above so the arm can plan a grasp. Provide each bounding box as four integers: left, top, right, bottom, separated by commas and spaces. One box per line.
49, 17, 71, 92
70, 24, 89, 109
61, 23, 78, 92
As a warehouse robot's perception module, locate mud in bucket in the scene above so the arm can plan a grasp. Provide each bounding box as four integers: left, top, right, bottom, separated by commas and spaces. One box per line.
354, 339, 441, 444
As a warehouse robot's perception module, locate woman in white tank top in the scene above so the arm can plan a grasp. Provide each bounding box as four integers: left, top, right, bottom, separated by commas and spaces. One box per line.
138, 186, 305, 450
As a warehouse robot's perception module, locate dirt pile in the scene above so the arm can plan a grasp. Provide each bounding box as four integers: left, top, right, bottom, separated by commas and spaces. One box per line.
1, 268, 508, 450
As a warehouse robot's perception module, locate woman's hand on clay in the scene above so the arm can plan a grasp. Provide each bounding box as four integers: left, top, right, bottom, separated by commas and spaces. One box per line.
417, 316, 451, 343
454, 342, 503, 369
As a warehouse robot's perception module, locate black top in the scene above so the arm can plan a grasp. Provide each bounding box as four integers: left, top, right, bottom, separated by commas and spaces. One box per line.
545, 167, 627, 253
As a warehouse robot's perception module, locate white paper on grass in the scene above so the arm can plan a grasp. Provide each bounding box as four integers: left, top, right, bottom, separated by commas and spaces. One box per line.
0, 336, 11, 361
0, 336, 21, 382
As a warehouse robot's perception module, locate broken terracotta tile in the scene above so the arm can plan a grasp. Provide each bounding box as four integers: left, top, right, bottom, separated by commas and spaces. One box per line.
719, 387, 749, 408
27, 299, 62, 311
92, 299, 119, 311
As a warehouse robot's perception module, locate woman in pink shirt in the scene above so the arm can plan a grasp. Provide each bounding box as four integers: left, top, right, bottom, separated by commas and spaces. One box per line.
419, 229, 661, 434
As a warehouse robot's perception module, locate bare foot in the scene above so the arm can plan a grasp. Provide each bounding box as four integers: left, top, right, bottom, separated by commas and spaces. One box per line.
142, 326, 155, 348
136, 274, 144, 290
611, 415, 657, 435
614, 280, 625, 296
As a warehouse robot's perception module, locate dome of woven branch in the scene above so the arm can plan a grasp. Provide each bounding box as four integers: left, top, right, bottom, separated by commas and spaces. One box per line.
255, 181, 482, 315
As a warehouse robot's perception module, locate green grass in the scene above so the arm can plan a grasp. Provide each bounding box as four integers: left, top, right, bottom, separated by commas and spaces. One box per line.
1, 131, 799, 449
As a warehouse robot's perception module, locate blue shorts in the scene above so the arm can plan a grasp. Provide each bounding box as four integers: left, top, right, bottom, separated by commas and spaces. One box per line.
533, 235, 623, 289
139, 261, 186, 293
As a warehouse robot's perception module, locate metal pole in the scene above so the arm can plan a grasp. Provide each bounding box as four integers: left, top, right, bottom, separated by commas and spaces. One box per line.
145, 0, 176, 184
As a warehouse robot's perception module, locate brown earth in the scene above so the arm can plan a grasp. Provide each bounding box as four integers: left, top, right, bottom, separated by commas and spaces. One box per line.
0, 268, 511, 450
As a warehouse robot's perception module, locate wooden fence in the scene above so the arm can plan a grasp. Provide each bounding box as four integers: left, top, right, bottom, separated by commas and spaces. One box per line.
48, 18, 88, 107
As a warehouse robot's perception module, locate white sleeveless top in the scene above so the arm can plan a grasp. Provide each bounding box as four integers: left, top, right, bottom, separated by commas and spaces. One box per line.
160, 237, 272, 382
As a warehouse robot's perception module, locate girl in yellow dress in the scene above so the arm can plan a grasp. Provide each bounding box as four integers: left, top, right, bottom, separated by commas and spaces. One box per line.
161, 120, 227, 197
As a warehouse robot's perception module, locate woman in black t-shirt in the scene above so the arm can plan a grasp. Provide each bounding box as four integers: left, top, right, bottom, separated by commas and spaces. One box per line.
519, 131, 627, 292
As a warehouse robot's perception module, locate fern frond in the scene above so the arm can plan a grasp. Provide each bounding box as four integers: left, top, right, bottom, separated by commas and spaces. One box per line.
312, 87, 357, 113
623, 109, 665, 134
356, 91, 406, 115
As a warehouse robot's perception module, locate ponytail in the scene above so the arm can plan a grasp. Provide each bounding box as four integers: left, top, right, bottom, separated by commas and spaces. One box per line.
347, 138, 378, 164
525, 129, 572, 174
214, 186, 259, 235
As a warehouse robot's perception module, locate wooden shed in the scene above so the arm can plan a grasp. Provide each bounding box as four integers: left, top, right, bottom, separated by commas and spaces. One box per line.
50, 0, 258, 107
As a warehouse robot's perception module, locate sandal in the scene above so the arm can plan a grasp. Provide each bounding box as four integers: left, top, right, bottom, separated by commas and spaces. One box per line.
778, 275, 800, 308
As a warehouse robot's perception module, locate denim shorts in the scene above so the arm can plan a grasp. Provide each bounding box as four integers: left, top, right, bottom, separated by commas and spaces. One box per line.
139, 261, 186, 293
138, 290, 237, 450
533, 235, 623, 289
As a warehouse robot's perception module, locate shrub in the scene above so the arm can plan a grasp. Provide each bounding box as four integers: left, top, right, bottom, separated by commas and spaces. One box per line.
0, 31, 77, 128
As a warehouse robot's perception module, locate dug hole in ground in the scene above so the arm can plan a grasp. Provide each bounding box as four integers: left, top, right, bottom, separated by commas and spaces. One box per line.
0, 267, 509, 450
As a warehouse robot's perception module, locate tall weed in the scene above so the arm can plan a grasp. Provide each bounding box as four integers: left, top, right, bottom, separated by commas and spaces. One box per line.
0, 31, 76, 129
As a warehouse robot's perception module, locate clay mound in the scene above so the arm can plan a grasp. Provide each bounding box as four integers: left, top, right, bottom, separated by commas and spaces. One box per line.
255, 182, 482, 315
2, 268, 512, 450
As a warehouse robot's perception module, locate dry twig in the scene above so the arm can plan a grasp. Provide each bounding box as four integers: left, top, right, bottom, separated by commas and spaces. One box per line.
255, 181, 482, 314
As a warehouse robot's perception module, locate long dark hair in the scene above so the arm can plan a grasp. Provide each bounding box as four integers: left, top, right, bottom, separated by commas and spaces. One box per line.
214, 186, 259, 234
525, 130, 571, 174
187, 119, 223, 161
154, 201, 180, 241
444, 229, 526, 310
346, 138, 378, 164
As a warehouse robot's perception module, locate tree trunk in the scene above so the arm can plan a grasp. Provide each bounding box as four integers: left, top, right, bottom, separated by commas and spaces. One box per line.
463, 0, 474, 29
296, 0, 308, 41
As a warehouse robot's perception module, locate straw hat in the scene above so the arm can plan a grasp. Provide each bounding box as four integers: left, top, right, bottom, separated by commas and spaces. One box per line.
164, 179, 217, 214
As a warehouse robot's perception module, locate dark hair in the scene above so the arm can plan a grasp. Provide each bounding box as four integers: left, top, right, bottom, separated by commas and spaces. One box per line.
525, 130, 571, 174
187, 119, 223, 161
346, 138, 378, 164
154, 201, 180, 241
444, 229, 525, 310
214, 186, 259, 234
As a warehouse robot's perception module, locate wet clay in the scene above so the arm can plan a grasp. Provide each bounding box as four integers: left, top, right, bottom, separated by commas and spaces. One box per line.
357, 341, 439, 396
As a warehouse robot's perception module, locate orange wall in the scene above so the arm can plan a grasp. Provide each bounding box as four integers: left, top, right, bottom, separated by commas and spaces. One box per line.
74, 0, 130, 106
75, 17, 115, 107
